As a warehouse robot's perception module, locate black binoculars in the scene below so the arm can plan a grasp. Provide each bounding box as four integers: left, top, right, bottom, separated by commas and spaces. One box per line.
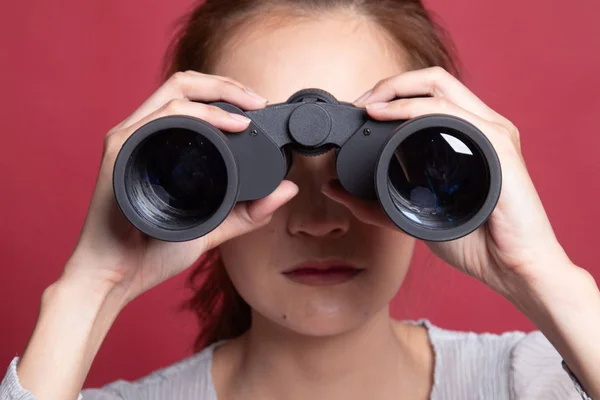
113, 88, 501, 242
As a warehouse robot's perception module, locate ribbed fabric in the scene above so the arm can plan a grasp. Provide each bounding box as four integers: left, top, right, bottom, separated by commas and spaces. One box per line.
0, 320, 590, 400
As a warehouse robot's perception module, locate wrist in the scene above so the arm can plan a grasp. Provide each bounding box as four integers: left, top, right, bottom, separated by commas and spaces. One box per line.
40, 276, 122, 338
49, 275, 111, 305
504, 260, 599, 326
34, 270, 127, 362
504, 262, 600, 399
62, 251, 128, 288
18, 273, 126, 398
498, 243, 574, 301
48, 269, 130, 321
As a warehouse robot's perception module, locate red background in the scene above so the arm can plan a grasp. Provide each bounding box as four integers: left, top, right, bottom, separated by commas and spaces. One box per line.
1, 0, 599, 389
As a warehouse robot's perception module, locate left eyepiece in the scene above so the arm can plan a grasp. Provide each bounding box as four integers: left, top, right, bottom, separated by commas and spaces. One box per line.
113, 116, 239, 242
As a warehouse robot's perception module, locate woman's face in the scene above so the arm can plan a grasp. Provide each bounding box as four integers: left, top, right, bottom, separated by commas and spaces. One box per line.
214, 12, 416, 336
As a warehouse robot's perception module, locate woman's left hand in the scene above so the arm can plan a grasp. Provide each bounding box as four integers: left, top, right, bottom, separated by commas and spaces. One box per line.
328, 69, 600, 397
322, 66, 574, 296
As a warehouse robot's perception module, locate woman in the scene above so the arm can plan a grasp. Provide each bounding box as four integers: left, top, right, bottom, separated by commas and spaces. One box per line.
1, 0, 598, 399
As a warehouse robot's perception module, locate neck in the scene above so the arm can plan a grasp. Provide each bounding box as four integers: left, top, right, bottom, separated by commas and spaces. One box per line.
228, 308, 430, 400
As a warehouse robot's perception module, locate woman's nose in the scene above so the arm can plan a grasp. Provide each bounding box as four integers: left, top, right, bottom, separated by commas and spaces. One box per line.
287, 185, 351, 239
285, 151, 351, 239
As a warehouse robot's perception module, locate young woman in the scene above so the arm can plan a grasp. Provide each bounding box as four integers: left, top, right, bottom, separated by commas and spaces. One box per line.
1, 0, 598, 399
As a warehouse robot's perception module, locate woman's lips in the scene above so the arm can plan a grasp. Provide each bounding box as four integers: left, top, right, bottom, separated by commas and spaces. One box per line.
282, 262, 364, 286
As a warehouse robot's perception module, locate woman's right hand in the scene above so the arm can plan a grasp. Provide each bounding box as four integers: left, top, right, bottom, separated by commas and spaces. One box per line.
11, 71, 299, 400
63, 70, 299, 305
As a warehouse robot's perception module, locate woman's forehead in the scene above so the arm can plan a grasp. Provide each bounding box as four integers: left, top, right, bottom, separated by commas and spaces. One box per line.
212, 15, 408, 104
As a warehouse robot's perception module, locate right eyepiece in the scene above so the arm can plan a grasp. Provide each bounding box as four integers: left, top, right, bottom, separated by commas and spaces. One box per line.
375, 115, 501, 242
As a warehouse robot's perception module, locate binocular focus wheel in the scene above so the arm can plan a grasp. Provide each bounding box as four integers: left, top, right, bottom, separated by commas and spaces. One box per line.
286, 88, 339, 104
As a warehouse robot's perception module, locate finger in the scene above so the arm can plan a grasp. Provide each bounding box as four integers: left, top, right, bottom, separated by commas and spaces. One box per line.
118, 71, 268, 130
364, 96, 521, 157
203, 180, 299, 249
321, 180, 396, 230
184, 70, 246, 89
189, 71, 266, 99
353, 67, 506, 125
366, 95, 491, 129
213, 74, 264, 99
109, 99, 254, 145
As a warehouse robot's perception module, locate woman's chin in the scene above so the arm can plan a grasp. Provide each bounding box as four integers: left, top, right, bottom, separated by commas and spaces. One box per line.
246, 285, 393, 338
268, 309, 375, 338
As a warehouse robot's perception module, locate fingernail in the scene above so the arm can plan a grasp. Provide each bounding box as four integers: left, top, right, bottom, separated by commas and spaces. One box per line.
366, 102, 388, 110
245, 87, 268, 103
353, 89, 373, 106
229, 112, 251, 124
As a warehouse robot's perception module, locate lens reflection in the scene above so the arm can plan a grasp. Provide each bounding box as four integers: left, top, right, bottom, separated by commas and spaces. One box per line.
126, 128, 228, 229
387, 127, 489, 230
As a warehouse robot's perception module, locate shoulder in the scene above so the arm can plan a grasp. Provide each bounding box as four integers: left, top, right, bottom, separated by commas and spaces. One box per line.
508, 331, 586, 399
81, 341, 222, 400
418, 320, 582, 399
418, 319, 525, 399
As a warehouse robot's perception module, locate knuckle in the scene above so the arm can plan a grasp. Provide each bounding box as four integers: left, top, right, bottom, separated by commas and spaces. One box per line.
105, 126, 119, 137
429, 66, 448, 79
394, 98, 421, 119
397, 98, 415, 113
183, 69, 202, 76
374, 77, 393, 92
506, 121, 521, 139
169, 70, 199, 90
169, 71, 187, 86
497, 123, 516, 140
203, 104, 227, 119
494, 125, 521, 151
102, 131, 123, 157
427, 66, 450, 95
163, 98, 186, 114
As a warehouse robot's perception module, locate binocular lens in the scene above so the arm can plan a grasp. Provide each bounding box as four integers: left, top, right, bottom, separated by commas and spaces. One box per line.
387, 127, 489, 230
125, 128, 228, 230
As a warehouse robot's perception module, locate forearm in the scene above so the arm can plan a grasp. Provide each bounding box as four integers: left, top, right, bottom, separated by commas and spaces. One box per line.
17, 276, 124, 400
508, 262, 600, 398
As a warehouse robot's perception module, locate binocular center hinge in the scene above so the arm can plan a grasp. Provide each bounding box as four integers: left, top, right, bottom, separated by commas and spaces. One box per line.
288, 103, 332, 148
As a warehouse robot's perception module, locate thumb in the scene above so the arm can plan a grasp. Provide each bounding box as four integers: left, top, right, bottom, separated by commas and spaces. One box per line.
321, 180, 396, 229
244, 180, 299, 223
203, 180, 299, 248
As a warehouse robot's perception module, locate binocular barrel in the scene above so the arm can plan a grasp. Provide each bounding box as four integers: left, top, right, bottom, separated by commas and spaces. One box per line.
113, 90, 501, 242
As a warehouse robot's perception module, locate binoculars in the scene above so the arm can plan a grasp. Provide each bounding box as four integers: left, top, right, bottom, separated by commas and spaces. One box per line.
113, 88, 501, 242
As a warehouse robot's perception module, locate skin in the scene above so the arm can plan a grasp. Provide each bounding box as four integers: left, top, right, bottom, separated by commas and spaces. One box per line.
14, 7, 600, 400
215, 13, 417, 339
202, 11, 600, 399
212, 13, 431, 400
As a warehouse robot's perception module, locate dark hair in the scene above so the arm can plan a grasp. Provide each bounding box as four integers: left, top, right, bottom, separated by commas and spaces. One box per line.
163, 0, 460, 352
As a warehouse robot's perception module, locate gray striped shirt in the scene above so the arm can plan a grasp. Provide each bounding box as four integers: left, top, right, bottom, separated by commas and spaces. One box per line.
0, 320, 590, 399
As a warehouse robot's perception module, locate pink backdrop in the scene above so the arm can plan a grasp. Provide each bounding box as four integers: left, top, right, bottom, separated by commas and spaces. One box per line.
1, 0, 598, 388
